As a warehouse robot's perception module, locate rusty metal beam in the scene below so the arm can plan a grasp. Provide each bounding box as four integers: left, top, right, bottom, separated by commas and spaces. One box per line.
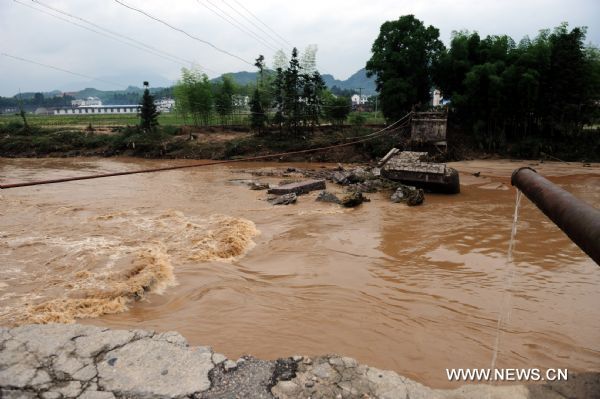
511, 167, 600, 265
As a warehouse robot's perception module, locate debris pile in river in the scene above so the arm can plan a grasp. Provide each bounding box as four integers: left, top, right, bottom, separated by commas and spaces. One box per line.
237, 157, 448, 207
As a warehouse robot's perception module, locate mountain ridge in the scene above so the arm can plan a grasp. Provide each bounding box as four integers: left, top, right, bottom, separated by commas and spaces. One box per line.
9, 68, 376, 99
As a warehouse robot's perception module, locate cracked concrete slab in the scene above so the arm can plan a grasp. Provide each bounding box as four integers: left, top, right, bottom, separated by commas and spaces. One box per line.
0, 324, 597, 399
97, 338, 213, 397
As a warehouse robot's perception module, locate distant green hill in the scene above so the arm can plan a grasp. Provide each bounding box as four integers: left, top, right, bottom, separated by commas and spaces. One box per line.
321, 68, 376, 95
6, 68, 376, 107
211, 68, 376, 95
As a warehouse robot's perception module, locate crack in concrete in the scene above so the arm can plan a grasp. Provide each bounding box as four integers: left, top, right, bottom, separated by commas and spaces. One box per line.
1, 325, 597, 399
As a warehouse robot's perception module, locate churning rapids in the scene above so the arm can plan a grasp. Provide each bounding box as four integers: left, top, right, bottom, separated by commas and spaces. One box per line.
1, 157, 599, 388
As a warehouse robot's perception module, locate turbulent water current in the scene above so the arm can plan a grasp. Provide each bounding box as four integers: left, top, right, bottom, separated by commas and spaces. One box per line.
1, 157, 598, 387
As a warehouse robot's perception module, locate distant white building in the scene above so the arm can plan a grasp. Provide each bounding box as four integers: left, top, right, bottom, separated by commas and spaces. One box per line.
71, 97, 102, 107
154, 98, 175, 113
54, 105, 139, 115
351, 94, 370, 106
432, 89, 442, 107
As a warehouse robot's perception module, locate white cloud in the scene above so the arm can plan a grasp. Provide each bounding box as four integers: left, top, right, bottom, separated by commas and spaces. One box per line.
1, 0, 598, 96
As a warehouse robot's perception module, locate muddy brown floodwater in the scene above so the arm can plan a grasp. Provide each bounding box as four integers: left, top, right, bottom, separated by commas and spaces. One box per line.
1, 157, 599, 388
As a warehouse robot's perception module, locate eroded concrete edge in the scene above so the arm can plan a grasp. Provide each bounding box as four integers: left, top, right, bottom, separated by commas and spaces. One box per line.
0, 324, 598, 399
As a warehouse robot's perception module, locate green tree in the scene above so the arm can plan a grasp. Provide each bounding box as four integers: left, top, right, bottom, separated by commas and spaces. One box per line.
250, 87, 266, 133
139, 82, 160, 132
432, 22, 599, 153
250, 55, 268, 134
254, 54, 272, 124
283, 47, 302, 134
323, 92, 351, 126
272, 66, 285, 132
173, 68, 214, 128
270, 48, 328, 135
366, 15, 444, 120
215, 75, 235, 126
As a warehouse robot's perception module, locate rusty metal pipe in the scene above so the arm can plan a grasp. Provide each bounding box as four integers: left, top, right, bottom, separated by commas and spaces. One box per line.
511, 167, 600, 265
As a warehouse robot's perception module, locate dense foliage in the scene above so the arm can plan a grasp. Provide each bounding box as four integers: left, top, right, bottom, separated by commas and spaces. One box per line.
367, 16, 600, 158
366, 15, 444, 120
0, 93, 75, 111
270, 48, 327, 135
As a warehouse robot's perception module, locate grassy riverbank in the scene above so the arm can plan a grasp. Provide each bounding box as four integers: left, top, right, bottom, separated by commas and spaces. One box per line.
0, 122, 396, 162
1, 119, 598, 162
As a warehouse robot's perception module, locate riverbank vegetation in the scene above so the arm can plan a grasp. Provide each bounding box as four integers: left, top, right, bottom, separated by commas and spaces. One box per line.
367, 16, 600, 160
1, 19, 598, 162
0, 120, 395, 162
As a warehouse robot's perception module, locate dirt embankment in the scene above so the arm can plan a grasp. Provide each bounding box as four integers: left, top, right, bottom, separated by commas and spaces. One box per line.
0, 125, 399, 163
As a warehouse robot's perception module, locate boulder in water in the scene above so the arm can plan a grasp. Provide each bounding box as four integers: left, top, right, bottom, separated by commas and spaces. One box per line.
267, 193, 297, 205
391, 185, 425, 206
341, 192, 367, 208
248, 182, 270, 190
315, 191, 341, 204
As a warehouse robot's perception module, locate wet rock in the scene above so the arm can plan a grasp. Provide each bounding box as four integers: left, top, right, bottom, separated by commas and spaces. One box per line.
341, 192, 367, 208
391, 185, 425, 206
347, 179, 382, 193
315, 191, 341, 204
248, 181, 270, 190
331, 167, 370, 185
267, 193, 297, 205
277, 179, 298, 186
331, 171, 353, 185
406, 189, 425, 206
268, 179, 326, 196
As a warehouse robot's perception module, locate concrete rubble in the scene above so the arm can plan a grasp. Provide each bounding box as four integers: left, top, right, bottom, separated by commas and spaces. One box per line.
391, 186, 425, 206
267, 180, 326, 196
242, 164, 427, 208
315, 191, 341, 204
267, 193, 297, 205
2, 324, 597, 399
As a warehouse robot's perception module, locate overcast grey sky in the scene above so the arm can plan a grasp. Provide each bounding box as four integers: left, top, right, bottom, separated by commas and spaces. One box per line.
1, 0, 599, 96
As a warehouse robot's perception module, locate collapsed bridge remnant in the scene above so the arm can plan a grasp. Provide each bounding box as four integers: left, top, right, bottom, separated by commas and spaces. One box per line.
378, 149, 460, 194
410, 111, 448, 151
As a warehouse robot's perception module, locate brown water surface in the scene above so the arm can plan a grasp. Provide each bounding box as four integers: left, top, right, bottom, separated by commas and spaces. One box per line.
1, 157, 598, 387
